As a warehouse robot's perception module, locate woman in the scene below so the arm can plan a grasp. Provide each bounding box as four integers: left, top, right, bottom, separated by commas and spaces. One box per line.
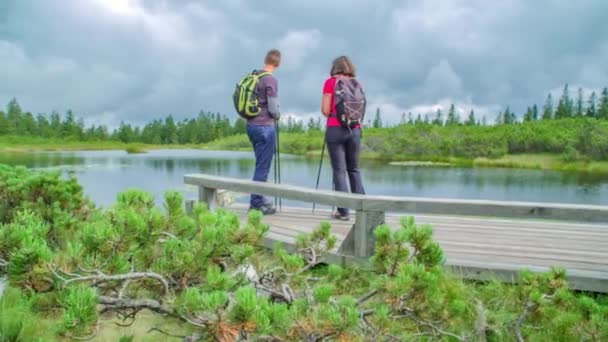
321, 55, 365, 221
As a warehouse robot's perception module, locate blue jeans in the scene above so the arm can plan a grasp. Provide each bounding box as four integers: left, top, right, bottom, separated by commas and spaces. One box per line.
247, 124, 276, 208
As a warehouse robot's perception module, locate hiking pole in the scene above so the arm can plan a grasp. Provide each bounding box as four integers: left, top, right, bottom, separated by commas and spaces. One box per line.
312, 140, 326, 213
275, 120, 282, 211
273, 125, 278, 209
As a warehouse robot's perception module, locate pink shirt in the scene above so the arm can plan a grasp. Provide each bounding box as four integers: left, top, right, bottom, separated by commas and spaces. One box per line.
322, 77, 362, 128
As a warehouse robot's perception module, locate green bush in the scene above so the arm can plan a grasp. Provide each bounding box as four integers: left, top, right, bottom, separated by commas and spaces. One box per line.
0, 165, 606, 341
206, 118, 608, 163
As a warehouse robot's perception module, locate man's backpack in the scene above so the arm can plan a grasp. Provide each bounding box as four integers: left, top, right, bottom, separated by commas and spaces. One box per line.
334, 77, 366, 128
233, 70, 270, 119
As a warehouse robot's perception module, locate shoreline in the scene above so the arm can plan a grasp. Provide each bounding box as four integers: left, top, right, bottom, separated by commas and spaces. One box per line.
3, 141, 608, 175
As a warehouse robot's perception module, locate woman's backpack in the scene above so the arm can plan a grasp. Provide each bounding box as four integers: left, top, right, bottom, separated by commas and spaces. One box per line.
334, 77, 366, 128
232, 70, 270, 119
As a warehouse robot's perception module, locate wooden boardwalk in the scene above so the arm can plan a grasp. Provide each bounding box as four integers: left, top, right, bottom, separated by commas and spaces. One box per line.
185, 174, 608, 293
227, 205, 608, 293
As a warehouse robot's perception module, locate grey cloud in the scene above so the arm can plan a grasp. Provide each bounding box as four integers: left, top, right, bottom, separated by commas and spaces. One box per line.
1, 0, 607, 127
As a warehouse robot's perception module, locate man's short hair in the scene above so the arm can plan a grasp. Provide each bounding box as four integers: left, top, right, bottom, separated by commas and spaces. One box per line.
265, 49, 281, 67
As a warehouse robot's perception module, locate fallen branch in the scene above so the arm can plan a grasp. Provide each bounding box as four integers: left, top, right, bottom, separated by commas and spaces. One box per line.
148, 327, 189, 340
64, 271, 170, 295
65, 321, 100, 341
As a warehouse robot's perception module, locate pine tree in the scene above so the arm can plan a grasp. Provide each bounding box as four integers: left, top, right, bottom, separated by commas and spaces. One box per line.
117, 121, 135, 143
555, 84, 573, 119
542, 93, 554, 120
50, 111, 62, 137
599, 87, 608, 119
36, 114, 51, 138
532, 104, 539, 121
62, 110, 76, 138
523, 107, 533, 122
423, 114, 430, 124
586, 92, 597, 117
407, 112, 414, 125
446, 104, 459, 125
501, 106, 516, 124
22, 112, 37, 135
307, 117, 317, 131
400, 113, 406, 125
0, 111, 9, 135
466, 109, 476, 126
414, 114, 423, 125
6, 98, 22, 134
373, 107, 383, 128
163, 115, 178, 144
495, 111, 503, 125
575, 87, 584, 117
432, 109, 443, 126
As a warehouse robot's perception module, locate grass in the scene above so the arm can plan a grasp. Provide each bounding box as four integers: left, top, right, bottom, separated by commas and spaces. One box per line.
0, 136, 207, 153
0, 285, 193, 341
4, 134, 608, 174
474, 154, 608, 174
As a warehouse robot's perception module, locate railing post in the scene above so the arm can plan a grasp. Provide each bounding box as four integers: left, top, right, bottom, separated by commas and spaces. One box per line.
339, 209, 385, 258
198, 186, 218, 210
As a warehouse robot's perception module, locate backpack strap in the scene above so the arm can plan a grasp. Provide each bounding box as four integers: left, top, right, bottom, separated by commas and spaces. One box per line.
252, 70, 271, 78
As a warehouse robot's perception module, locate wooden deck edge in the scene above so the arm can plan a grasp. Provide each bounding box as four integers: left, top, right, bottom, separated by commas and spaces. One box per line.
261, 236, 608, 293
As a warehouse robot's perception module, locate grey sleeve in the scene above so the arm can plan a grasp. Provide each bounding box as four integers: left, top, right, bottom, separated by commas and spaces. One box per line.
268, 96, 280, 120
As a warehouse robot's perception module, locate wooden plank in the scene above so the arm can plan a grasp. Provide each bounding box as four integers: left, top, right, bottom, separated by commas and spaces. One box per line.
185, 174, 608, 222
185, 174, 365, 209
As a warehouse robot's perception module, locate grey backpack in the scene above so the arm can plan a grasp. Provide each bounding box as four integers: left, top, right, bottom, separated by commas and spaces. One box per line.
334, 77, 366, 128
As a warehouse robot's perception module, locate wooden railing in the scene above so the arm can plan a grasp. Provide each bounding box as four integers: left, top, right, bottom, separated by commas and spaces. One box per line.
184, 174, 608, 259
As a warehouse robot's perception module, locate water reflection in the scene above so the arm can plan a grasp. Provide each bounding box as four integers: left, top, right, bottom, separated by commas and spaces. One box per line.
1, 149, 608, 208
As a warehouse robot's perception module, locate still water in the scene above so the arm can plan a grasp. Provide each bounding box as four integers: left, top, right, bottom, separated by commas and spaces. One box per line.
1, 149, 608, 208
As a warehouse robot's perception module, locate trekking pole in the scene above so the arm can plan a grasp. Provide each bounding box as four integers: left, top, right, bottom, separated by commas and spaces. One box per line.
275, 120, 282, 211
312, 140, 326, 213
273, 127, 278, 209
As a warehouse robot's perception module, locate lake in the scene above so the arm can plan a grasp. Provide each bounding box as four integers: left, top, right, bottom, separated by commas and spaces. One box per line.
1, 149, 608, 208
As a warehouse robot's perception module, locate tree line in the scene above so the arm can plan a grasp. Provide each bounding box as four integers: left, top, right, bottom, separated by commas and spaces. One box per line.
2, 84, 607, 143
390, 85, 608, 128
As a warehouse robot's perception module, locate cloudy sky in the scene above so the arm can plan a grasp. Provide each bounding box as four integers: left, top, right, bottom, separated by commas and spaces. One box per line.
1, 0, 607, 127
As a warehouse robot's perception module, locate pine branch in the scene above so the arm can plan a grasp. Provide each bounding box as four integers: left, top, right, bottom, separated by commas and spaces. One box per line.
474, 298, 488, 342
118, 261, 136, 299
159, 231, 179, 240
393, 312, 465, 341
389, 243, 403, 276
357, 290, 378, 306
514, 294, 552, 342
99, 296, 208, 328
64, 271, 170, 295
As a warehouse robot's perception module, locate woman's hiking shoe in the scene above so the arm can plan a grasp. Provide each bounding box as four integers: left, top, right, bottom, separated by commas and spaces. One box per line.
331, 211, 350, 221
249, 203, 276, 215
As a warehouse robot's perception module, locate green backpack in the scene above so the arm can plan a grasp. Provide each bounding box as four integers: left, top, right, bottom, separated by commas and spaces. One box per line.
232, 70, 270, 119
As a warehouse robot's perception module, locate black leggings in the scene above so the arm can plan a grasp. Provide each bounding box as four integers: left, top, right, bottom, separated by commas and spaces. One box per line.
325, 126, 365, 216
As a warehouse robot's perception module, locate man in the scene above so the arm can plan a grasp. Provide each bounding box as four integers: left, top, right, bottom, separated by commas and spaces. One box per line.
247, 49, 281, 214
